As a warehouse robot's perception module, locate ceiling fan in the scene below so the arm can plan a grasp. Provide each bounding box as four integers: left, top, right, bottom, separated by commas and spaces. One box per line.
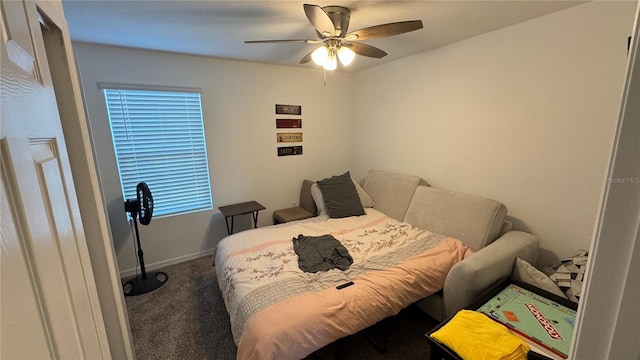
245, 3, 423, 70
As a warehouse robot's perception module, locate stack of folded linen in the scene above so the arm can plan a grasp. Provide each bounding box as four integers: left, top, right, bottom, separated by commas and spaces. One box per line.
430, 310, 530, 360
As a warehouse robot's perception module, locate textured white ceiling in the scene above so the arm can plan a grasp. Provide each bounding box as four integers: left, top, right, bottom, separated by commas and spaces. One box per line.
62, 1, 585, 73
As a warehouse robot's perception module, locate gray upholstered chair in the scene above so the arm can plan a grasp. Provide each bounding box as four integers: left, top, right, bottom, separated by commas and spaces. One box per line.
273, 179, 317, 224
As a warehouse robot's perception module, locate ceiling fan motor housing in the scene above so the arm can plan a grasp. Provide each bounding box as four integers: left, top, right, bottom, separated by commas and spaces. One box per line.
322, 6, 351, 37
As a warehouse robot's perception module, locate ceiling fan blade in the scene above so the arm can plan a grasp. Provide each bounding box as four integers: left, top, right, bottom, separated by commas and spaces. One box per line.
245, 39, 321, 44
345, 43, 387, 58
345, 20, 423, 41
303, 4, 335, 37
300, 49, 315, 64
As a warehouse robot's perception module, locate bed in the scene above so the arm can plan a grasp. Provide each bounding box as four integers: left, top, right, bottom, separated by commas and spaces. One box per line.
214, 207, 471, 359
214, 170, 538, 359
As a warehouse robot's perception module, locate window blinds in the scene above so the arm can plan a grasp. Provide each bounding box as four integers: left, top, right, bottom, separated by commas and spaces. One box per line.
104, 88, 213, 218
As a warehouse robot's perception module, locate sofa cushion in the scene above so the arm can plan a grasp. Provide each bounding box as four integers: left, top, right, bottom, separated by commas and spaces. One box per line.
273, 207, 314, 224
403, 186, 506, 252
361, 170, 422, 220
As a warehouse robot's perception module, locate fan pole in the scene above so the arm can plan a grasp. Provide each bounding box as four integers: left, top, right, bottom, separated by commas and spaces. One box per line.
132, 217, 147, 279
122, 198, 168, 296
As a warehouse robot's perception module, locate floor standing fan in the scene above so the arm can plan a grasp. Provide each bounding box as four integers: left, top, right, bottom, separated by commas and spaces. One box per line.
122, 182, 168, 296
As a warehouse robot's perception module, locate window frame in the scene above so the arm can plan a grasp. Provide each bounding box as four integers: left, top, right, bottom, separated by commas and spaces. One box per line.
101, 83, 213, 219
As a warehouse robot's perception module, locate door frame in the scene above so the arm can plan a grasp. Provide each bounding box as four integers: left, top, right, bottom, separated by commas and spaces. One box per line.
36, 1, 134, 358
571, 2, 640, 359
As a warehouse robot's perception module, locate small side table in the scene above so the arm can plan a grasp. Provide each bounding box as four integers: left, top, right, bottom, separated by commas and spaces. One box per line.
218, 200, 266, 235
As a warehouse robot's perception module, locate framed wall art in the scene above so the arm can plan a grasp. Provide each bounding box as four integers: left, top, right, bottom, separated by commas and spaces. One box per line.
277, 132, 303, 143
276, 118, 302, 128
277, 146, 303, 156
275, 104, 302, 115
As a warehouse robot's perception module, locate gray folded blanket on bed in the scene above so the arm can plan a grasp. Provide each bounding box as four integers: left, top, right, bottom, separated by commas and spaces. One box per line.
292, 234, 353, 273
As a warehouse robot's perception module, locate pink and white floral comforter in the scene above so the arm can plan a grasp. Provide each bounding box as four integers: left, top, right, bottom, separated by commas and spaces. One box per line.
214, 208, 471, 359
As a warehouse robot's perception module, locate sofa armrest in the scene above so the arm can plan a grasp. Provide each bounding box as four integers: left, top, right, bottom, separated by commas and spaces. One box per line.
442, 230, 538, 317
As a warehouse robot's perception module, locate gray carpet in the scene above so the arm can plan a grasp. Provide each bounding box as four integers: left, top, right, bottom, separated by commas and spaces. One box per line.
124, 255, 438, 360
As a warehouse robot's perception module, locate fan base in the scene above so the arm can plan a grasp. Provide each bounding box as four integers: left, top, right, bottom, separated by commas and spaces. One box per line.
123, 271, 168, 296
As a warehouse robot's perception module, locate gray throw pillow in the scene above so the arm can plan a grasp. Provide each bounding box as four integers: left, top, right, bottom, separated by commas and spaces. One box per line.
512, 257, 567, 299
311, 181, 374, 216
316, 171, 365, 218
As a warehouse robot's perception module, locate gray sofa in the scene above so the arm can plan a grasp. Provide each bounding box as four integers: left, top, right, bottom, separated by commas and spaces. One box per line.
284, 169, 538, 321
359, 170, 538, 321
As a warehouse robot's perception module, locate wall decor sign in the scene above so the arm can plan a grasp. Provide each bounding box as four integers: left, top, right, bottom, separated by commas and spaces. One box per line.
277, 146, 303, 157
276, 104, 302, 115
277, 132, 303, 143
276, 118, 302, 128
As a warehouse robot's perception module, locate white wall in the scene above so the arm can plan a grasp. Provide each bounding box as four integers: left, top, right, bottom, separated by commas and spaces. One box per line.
351, 1, 636, 266
75, 1, 635, 272
74, 43, 353, 273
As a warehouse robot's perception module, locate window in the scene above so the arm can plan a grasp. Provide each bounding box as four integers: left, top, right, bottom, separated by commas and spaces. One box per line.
104, 87, 213, 218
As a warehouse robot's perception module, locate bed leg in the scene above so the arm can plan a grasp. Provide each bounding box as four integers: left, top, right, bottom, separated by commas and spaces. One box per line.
361, 317, 389, 354
308, 338, 343, 360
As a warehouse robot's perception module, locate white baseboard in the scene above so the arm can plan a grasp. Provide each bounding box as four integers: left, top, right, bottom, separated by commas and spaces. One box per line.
119, 248, 215, 278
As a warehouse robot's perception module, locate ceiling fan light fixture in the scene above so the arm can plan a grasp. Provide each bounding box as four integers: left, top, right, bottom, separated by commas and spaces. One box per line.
311, 46, 329, 66
337, 46, 355, 66
323, 53, 337, 71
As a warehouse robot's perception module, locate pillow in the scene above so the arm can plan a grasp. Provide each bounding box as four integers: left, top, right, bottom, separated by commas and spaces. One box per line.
512, 257, 567, 299
310, 184, 327, 215
543, 250, 588, 303
315, 171, 365, 218
311, 177, 374, 216
355, 181, 375, 208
